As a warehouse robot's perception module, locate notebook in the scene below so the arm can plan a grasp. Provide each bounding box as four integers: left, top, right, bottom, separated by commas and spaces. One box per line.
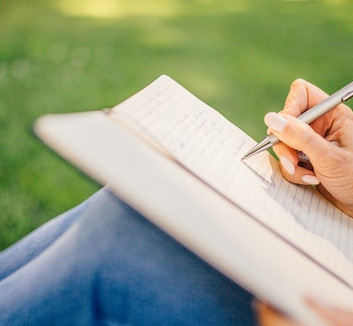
34, 75, 353, 325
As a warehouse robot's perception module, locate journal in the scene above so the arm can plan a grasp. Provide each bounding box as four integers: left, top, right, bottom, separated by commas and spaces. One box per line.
34, 75, 353, 325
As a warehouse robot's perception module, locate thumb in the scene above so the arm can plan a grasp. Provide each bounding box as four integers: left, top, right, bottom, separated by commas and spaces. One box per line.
264, 112, 331, 163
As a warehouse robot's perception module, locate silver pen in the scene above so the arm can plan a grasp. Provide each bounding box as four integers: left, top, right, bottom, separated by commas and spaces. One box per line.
242, 81, 353, 160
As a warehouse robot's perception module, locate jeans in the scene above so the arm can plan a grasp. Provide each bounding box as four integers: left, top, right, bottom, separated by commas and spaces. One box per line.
0, 188, 256, 325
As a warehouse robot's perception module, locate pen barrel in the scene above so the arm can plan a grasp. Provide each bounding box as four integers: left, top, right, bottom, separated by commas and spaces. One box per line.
298, 97, 342, 123
298, 81, 353, 124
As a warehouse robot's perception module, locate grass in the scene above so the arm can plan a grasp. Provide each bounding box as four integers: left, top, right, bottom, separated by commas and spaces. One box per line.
1, 0, 353, 250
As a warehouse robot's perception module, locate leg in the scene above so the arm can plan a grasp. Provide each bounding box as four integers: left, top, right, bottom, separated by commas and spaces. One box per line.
0, 188, 104, 281
0, 188, 256, 325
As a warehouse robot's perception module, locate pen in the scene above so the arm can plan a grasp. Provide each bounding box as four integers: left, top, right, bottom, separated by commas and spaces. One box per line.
241, 81, 353, 160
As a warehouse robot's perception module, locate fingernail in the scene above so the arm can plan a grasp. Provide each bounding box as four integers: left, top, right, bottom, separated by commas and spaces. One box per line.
264, 112, 287, 132
302, 175, 320, 185
280, 156, 295, 175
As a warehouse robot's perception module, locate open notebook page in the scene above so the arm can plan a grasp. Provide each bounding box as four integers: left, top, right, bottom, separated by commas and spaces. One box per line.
110, 75, 353, 287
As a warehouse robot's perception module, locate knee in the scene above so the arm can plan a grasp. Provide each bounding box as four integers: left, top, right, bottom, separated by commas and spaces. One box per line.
71, 188, 149, 256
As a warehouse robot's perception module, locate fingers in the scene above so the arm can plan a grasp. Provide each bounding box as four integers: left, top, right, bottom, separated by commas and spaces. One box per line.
280, 79, 351, 137
273, 142, 319, 186
306, 298, 353, 326
264, 112, 331, 167
281, 79, 329, 117
256, 302, 303, 326
256, 299, 353, 326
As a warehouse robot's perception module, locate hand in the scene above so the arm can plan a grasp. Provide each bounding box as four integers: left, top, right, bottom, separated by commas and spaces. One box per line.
256, 302, 303, 326
257, 300, 353, 326
264, 79, 353, 217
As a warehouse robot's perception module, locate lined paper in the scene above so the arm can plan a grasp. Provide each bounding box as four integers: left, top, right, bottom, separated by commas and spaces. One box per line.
111, 75, 353, 285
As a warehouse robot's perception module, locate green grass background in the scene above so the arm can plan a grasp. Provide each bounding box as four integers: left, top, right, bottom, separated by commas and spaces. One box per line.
1, 0, 352, 250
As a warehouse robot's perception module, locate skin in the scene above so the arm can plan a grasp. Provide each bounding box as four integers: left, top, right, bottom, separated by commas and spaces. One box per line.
257, 79, 353, 325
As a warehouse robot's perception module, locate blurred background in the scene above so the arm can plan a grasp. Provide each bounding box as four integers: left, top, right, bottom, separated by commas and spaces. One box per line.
1, 0, 352, 250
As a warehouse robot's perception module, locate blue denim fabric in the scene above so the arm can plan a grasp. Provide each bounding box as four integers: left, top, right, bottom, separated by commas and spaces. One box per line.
0, 188, 256, 325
